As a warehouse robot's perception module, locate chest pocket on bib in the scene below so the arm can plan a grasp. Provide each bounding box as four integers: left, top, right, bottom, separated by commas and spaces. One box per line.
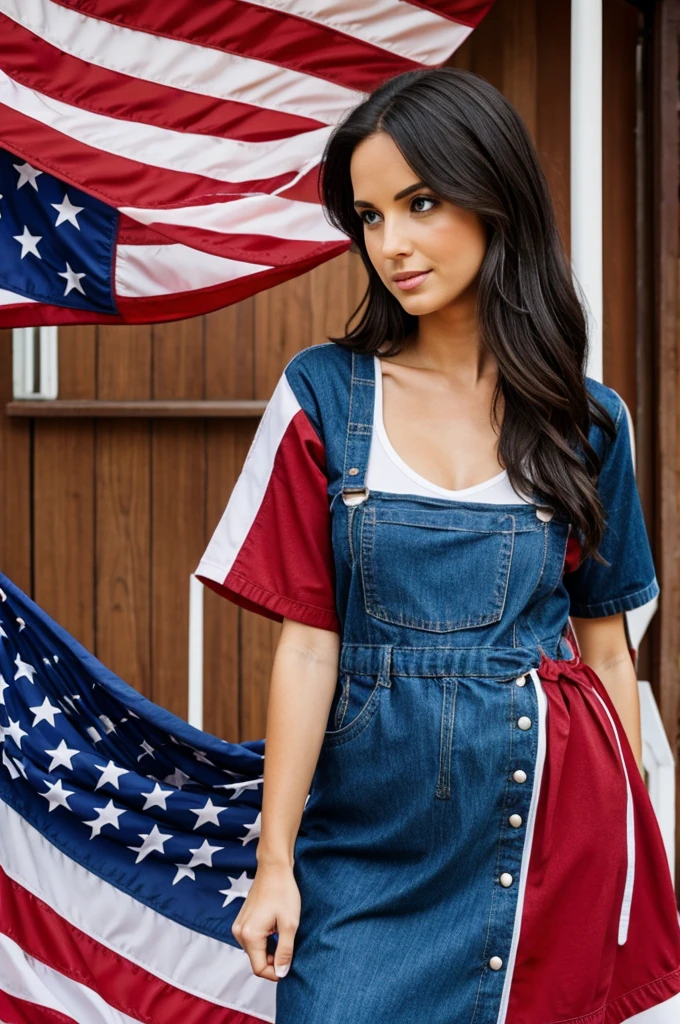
359, 505, 515, 632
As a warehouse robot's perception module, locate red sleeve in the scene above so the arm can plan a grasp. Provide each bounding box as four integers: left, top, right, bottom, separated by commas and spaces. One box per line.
194, 369, 340, 633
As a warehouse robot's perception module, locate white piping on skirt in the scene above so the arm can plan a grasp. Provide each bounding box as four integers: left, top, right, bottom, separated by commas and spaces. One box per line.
495, 667, 548, 1024
590, 687, 636, 945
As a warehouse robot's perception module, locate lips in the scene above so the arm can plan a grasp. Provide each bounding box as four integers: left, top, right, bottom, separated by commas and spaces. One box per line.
393, 270, 431, 291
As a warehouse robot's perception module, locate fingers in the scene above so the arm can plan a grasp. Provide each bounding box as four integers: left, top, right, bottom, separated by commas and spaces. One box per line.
232, 914, 299, 983
273, 920, 298, 978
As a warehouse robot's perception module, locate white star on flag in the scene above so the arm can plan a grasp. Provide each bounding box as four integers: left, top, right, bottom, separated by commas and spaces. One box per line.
0, 622, 8, 639
13, 161, 42, 191
98, 714, 117, 734
140, 782, 173, 810
58, 262, 86, 296
127, 824, 173, 864
86, 725, 102, 744
188, 798, 224, 829
45, 739, 80, 772
29, 696, 63, 728
219, 870, 253, 908
14, 654, 36, 684
240, 812, 262, 846
163, 768, 190, 789
5, 717, 28, 749
218, 778, 262, 800
172, 863, 196, 886
40, 778, 75, 813
16, 617, 26, 631
94, 760, 129, 790
60, 693, 82, 715
192, 749, 215, 766
51, 192, 84, 229
13, 226, 42, 259
83, 800, 126, 839
2, 750, 20, 779
0, 675, 9, 704
137, 740, 155, 761
187, 839, 223, 869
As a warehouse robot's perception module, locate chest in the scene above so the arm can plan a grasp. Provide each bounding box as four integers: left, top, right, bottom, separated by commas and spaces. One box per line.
377, 356, 503, 492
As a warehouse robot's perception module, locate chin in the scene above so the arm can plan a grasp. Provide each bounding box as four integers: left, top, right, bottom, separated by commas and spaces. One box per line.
397, 295, 444, 314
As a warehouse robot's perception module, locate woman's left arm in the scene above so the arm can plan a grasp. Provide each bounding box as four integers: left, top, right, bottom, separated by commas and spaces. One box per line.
570, 613, 642, 773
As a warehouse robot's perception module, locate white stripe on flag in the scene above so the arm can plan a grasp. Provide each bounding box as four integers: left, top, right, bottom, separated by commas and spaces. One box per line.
115, 245, 272, 297
239, 0, 471, 65
0, 0, 364, 123
0, 68, 337, 183
0, 799, 277, 1021
119, 194, 345, 242
0, 288, 36, 306
0, 931, 142, 1024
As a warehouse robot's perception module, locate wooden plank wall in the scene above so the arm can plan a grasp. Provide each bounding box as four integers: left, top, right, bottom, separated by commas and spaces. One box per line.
0, 0, 649, 750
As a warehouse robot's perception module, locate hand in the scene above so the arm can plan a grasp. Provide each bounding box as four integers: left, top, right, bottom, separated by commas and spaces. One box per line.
231, 862, 301, 982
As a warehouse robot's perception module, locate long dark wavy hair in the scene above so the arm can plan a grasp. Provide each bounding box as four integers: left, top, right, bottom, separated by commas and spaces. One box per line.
319, 67, 615, 563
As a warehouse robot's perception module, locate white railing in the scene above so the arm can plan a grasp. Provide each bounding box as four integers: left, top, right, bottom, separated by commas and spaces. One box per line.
12, 326, 59, 400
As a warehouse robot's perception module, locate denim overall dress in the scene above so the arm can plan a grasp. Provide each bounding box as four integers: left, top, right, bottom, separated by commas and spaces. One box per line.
273, 349, 680, 1024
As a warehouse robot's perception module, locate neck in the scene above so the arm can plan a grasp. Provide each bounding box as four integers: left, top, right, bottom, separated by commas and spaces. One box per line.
403, 289, 496, 386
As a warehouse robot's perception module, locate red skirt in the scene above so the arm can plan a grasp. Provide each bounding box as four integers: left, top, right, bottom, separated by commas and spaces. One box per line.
506, 654, 680, 1023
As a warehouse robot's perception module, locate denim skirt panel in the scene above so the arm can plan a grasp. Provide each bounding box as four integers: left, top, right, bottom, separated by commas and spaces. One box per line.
276, 650, 545, 1024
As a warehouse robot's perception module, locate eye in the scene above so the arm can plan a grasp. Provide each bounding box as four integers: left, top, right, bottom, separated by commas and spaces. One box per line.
410, 194, 439, 213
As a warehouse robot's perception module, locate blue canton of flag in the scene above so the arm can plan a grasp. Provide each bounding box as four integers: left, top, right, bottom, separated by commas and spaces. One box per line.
0, 148, 118, 314
0, 572, 277, 1023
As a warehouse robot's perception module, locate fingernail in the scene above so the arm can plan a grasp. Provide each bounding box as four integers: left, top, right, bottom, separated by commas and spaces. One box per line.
275, 963, 290, 978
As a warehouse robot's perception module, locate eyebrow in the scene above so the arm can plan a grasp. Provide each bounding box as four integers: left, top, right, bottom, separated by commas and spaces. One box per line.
352, 181, 428, 209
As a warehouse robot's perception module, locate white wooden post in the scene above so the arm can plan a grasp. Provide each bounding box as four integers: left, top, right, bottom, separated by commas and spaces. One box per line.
571, 0, 603, 382
188, 574, 204, 730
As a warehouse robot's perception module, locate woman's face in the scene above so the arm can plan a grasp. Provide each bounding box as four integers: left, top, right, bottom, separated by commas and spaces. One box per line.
349, 132, 487, 315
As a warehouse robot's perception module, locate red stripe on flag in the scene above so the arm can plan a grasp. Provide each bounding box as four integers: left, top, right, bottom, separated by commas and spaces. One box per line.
0, 867, 268, 1024
0, 991, 78, 1024
0, 15, 325, 142
406, 0, 496, 26
0, 103, 302, 210
48, 0, 426, 90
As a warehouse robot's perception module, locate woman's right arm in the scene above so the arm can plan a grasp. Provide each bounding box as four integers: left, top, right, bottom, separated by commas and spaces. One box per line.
230, 617, 340, 982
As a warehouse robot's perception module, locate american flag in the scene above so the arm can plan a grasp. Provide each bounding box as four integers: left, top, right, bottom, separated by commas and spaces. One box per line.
0, 0, 495, 326
0, 571, 274, 1023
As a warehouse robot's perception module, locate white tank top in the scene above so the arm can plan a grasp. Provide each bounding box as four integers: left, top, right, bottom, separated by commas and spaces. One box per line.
366, 354, 530, 505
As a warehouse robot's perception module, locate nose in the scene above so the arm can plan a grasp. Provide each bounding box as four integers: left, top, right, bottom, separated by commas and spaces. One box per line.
380, 215, 413, 261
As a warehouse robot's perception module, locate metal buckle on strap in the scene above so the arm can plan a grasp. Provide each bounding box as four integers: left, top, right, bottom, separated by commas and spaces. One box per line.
341, 487, 370, 506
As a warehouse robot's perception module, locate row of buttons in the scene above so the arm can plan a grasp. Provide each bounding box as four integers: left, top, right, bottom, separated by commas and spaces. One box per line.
488, 673, 533, 972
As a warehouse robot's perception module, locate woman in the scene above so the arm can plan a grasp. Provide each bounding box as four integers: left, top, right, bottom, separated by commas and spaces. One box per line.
195, 68, 680, 1023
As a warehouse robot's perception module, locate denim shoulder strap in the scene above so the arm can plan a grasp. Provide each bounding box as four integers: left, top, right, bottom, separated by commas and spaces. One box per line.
341, 350, 375, 506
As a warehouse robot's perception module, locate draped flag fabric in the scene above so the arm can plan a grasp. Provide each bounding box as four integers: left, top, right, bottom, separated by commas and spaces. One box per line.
0, 0, 496, 327
0, 572, 278, 1024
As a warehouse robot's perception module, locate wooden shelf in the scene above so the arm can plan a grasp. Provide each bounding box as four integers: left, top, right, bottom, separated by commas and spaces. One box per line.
5, 399, 268, 418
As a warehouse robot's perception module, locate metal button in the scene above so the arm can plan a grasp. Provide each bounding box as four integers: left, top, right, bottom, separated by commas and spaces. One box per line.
513, 769, 527, 783
535, 507, 554, 522
500, 872, 514, 887
348, 467, 359, 476
515, 675, 526, 687
508, 813, 523, 827
489, 956, 503, 971
517, 716, 532, 730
